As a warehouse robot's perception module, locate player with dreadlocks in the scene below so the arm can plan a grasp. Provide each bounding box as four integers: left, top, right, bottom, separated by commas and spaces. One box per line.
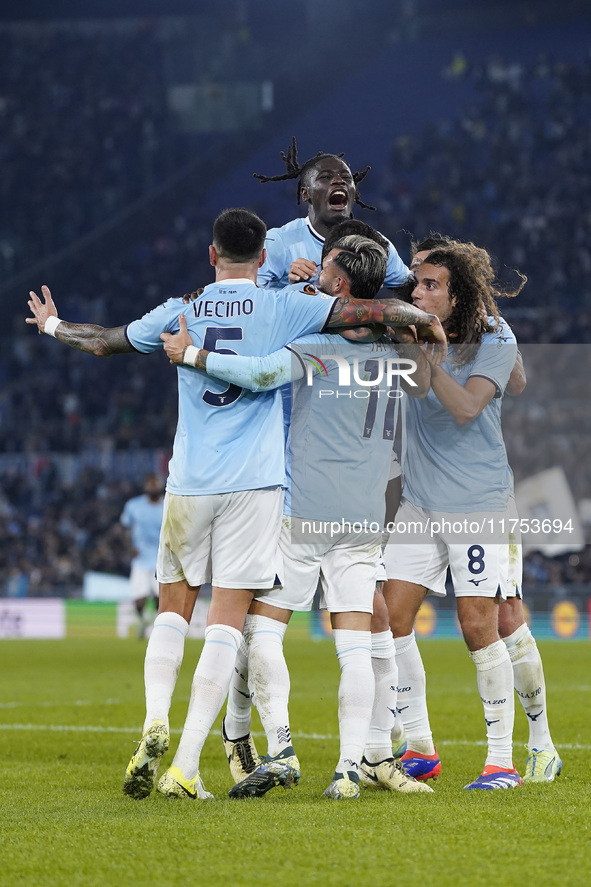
254, 136, 411, 290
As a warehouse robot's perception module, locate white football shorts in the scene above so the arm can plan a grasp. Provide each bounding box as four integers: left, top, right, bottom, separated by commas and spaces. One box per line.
254, 516, 381, 613
157, 487, 284, 589
129, 564, 158, 601
389, 448, 402, 481
383, 499, 510, 599
504, 496, 523, 598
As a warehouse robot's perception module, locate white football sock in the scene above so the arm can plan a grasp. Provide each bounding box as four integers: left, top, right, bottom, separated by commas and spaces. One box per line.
470, 639, 515, 769
143, 611, 189, 732
171, 623, 242, 779
224, 634, 253, 740
365, 630, 397, 762
394, 630, 434, 755
503, 623, 554, 750
333, 629, 374, 774
244, 614, 291, 757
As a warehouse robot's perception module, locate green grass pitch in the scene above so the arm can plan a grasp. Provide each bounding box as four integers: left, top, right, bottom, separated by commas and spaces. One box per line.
2, 637, 590, 886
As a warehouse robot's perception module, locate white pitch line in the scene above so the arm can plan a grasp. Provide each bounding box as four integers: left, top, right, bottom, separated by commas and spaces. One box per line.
2, 687, 588, 710
1, 723, 590, 751
0, 699, 122, 709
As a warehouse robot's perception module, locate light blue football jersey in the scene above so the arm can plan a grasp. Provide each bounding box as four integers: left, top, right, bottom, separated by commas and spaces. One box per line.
125, 279, 335, 495
401, 317, 517, 513
257, 216, 410, 289
286, 334, 402, 524
205, 331, 404, 524
120, 494, 164, 570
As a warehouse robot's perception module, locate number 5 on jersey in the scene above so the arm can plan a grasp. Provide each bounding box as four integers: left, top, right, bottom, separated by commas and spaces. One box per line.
202, 327, 244, 407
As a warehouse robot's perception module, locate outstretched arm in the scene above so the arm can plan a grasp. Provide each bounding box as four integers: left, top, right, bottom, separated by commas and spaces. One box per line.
205, 347, 300, 391
162, 315, 430, 396
161, 314, 300, 390
26, 285, 135, 356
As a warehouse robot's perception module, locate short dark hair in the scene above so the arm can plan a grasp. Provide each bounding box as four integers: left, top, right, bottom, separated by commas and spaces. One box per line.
328, 234, 387, 300
322, 219, 389, 262
411, 233, 450, 256
212, 208, 266, 262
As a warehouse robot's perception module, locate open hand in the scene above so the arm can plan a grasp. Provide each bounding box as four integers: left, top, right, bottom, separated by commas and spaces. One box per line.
26, 285, 57, 333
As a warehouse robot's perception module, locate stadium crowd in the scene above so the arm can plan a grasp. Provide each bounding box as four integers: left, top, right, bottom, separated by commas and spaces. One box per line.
0, 3, 378, 283
375, 52, 591, 315
0, 467, 134, 597
2, 23, 591, 601
0, 21, 173, 280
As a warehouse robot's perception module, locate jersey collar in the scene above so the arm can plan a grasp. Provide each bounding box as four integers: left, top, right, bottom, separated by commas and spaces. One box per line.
306, 218, 325, 243
209, 278, 254, 286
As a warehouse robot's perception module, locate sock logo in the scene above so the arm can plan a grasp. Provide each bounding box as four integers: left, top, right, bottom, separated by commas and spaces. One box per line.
526, 709, 544, 721
485, 718, 500, 727
277, 726, 291, 745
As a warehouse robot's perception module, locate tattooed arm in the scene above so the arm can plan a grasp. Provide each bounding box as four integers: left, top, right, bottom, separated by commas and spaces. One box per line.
326, 296, 447, 348
26, 285, 135, 356
54, 321, 132, 356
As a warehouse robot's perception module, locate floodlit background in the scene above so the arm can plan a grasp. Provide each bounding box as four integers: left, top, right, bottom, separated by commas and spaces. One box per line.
0, 0, 590, 638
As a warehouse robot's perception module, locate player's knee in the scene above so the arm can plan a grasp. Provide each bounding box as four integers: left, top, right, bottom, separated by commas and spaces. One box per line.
498, 598, 524, 638
388, 611, 416, 638
459, 612, 499, 651
371, 590, 390, 633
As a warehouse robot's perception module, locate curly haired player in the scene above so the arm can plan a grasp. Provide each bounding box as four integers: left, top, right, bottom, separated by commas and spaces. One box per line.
381, 239, 537, 790
385, 235, 561, 787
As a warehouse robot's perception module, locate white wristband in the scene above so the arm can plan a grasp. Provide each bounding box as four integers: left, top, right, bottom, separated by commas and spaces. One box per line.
183, 345, 199, 367
44, 316, 62, 337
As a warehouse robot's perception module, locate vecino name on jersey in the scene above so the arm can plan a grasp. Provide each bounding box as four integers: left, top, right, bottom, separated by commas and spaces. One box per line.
192, 298, 254, 319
